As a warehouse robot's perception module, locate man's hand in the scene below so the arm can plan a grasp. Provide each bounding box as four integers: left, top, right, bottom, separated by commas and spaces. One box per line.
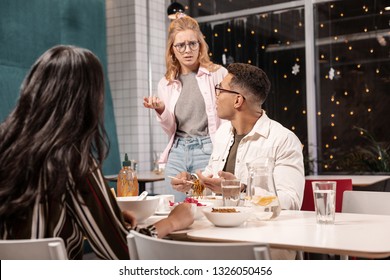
170, 172, 193, 193
196, 171, 237, 194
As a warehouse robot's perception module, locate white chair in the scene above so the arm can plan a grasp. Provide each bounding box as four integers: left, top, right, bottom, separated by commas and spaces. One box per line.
342, 191, 390, 215
341, 191, 390, 260
0, 237, 68, 260
127, 230, 271, 260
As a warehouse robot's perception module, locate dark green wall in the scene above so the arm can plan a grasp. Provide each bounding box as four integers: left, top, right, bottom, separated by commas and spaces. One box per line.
0, 0, 120, 175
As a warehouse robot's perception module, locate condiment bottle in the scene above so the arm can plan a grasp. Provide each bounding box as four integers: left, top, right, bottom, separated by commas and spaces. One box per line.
117, 153, 139, 197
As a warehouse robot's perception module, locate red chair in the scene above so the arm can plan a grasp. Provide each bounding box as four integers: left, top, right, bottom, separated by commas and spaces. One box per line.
301, 179, 353, 212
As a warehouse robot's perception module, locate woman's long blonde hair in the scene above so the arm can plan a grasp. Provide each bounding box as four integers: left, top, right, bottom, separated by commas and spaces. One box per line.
165, 14, 218, 81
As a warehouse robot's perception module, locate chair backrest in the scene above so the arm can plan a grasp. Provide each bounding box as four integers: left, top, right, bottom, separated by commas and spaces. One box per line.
127, 230, 271, 260
342, 190, 390, 215
301, 179, 353, 212
0, 237, 68, 260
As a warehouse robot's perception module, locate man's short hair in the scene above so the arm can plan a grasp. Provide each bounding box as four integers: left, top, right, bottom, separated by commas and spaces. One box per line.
227, 63, 271, 105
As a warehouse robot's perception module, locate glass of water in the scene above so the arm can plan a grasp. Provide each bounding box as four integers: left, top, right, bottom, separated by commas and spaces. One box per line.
221, 179, 241, 207
311, 181, 336, 224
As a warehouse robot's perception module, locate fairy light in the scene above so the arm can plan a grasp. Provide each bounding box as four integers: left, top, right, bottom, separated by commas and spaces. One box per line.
335, 56, 339, 61
321, 54, 325, 59
248, 60, 252, 64
331, 114, 335, 118
209, 52, 213, 56
336, 101, 340, 105
291, 126, 296, 130
337, 70, 341, 75
364, 28, 368, 32
283, 74, 287, 78
334, 36, 338, 41
320, 23, 324, 28
368, 108, 372, 112
296, 90, 300, 94
331, 96, 335, 102
224, 48, 228, 52
330, 155, 334, 159
296, 58, 300, 62
357, 64, 361, 68
273, 60, 278, 64
370, 49, 374, 53
214, 33, 218, 37
317, 111, 321, 116
340, 13, 344, 17
197, 2, 202, 7
324, 164, 329, 169
325, 144, 329, 148
348, 46, 353, 50
376, 68, 380, 74
261, 45, 265, 50
302, 110, 306, 114
360, 131, 364, 135
344, 91, 348, 96
350, 111, 354, 115
286, 41, 290, 45
227, 28, 231, 32
284, 106, 288, 111
237, 43, 242, 48
333, 136, 337, 140
378, 156, 382, 160
298, 22, 302, 27
274, 28, 278, 33
331, 122, 335, 127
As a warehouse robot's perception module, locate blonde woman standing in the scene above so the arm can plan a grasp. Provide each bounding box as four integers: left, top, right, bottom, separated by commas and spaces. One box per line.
143, 14, 227, 200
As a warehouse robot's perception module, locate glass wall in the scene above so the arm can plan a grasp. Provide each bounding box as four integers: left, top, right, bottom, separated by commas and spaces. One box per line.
183, 0, 390, 174
314, 0, 390, 173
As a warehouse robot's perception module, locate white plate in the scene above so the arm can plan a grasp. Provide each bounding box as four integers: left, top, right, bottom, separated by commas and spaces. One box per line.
202, 206, 253, 227
154, 210, 171, 216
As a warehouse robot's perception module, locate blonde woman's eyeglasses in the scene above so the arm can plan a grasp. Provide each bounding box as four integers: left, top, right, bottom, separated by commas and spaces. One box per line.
173, 41, 200, 53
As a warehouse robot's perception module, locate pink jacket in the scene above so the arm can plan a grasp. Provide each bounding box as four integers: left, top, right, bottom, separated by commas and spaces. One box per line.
156, 65, 228, 163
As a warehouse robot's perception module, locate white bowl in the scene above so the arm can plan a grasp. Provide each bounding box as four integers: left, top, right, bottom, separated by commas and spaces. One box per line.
202, 206, 252, 227
197, 196, 223, 207
116, 196, 159, 222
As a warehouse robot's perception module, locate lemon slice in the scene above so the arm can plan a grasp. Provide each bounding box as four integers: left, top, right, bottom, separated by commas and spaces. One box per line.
253, 196, 277, 206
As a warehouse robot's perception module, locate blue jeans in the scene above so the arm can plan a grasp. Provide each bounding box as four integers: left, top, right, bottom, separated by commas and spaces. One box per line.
164, 136, 213, 201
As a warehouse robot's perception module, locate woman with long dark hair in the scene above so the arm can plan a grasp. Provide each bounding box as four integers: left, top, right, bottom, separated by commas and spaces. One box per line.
0, 45, 193, 259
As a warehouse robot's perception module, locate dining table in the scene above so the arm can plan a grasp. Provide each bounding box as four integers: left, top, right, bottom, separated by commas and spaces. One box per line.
105, 171, 165, 193
145, 210, 390, 259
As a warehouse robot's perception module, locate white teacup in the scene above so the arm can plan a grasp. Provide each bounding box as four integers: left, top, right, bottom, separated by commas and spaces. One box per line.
155, 194, 175, 213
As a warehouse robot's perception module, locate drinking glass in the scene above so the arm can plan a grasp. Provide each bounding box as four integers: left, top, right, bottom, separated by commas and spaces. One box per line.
312, 181, 336, 224
221, 179, 241, 206
246, 157, 281, 220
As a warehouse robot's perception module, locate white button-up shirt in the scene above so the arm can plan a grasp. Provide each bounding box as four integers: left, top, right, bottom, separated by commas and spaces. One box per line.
203, 112, 305, 210
156, 66, 228, 163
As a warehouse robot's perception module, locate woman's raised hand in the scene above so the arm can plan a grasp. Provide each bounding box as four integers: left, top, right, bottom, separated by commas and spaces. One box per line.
143, 96, 165, 114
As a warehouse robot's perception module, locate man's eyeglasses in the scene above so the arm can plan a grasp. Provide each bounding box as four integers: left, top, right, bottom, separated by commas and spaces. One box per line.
215, 83, 245, 99
173, 41, 200, 53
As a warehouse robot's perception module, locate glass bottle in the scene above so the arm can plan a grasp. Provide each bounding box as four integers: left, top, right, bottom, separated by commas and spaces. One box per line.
117, 153, 139, 197
246, 157, 281, 220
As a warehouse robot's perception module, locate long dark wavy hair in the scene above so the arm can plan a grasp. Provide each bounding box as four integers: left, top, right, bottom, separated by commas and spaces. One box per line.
0, 45, 109, 227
